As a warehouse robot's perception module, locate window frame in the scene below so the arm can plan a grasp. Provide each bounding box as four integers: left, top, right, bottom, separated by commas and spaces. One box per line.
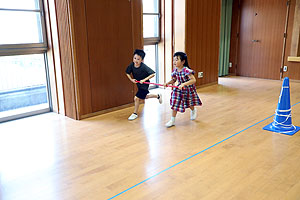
0, 0, 51, 122
143, 0, 161, 88
0, 0, 48, 56
143, 0, 161, 45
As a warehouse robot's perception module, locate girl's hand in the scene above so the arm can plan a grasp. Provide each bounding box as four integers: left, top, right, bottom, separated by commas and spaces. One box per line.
140, 79, 145, 84
163, 83, 167, 88
131, 79, 137, 84
178, 84, 184, 90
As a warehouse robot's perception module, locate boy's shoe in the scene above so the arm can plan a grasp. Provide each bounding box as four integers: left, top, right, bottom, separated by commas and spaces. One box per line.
165, 119, 175, 128
158, 93, 163, 104
128, 113, 138, 120
190, 108, 197, 120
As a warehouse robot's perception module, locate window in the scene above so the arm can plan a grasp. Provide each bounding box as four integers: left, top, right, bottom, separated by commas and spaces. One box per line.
143, 0, 160, 43
144, 45, 158, 72
143, 0, 160, 87
0, 0, 50, 122
0, 0, 47, 55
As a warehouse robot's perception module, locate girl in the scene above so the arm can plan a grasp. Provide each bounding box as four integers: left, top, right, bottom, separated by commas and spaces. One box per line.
164, 52, 202, 127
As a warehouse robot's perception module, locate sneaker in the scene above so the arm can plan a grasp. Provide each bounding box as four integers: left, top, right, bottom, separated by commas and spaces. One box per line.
190, 108, 197, 120
158, 93, 163, 104
165, 119, 175, 128
128, 113, 138, 120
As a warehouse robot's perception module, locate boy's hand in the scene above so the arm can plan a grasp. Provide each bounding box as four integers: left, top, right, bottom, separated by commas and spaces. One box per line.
140, 79, 145, 84
131, 79, 137, 84
163, 83, 167, 88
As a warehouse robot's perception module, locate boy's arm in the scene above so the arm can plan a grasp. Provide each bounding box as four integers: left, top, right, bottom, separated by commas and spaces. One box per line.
140, 73, 155, 84
126, 73, 136, 84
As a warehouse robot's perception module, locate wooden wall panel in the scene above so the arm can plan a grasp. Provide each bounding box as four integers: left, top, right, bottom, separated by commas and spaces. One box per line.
54, 0, 77, 119
284, 0, 300, 80
231, 0, 300, 81
131, 0, 143, 50
185, 0, 221, 86
237, 0, 286, 80
52, 0, 143, 119
85, 0, 134, 112
229, 0, 239, 75
69, 0, 92, 117
256, 0, 287, 79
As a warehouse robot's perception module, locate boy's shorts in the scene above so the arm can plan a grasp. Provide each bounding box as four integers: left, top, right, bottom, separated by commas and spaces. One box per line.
135, 88, 149, 99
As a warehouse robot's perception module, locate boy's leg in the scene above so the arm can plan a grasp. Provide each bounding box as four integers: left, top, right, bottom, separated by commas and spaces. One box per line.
128, 96, 140, 120
146, 93, 163, 104
134, 96, 140, 114
146, 94, 158, 98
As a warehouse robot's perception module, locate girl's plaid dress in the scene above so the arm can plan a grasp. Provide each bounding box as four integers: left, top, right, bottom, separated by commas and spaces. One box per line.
170, 67, 202, 112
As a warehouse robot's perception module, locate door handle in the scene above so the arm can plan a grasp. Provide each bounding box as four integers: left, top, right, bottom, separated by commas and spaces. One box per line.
252, 40, 259, 42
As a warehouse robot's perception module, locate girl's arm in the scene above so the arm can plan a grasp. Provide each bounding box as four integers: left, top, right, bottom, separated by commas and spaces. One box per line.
140, 73, 155, 84
178, 74, 196, 90
126, 73, 136, 84
164, 77, 177, 87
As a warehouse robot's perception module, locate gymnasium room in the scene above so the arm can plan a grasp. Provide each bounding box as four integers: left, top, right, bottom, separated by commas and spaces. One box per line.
1, 0, 300, 199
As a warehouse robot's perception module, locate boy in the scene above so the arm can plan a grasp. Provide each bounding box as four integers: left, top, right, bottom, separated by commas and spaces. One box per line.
126, 49, 162, 120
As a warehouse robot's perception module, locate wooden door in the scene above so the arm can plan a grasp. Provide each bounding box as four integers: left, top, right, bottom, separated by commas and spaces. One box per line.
237, 0, 287, 79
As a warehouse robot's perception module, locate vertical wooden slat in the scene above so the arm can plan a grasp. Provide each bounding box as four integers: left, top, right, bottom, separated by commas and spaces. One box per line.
85, 0, 134, 112
131, 0, 143, 50
186, 0, 221, 86
68, 0, 92, 117
54, 0, 77, 119
229, 0, 240, 75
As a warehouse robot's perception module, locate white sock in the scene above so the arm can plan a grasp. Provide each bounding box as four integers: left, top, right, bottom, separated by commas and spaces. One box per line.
171, 116, 175, 122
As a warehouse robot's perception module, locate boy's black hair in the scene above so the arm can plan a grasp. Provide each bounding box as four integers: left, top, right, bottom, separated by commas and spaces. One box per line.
173, 51, 190, 68
133, 49, 146, 60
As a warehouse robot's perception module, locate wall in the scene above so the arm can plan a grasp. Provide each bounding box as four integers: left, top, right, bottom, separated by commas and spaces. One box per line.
284, 0, 300, 80
230, 0, 300, 80
50, 0, 142, 119
185, 0, 221, 86
49, 0, 220, 120
53, 0, 78, 119
174, 0, 186, 53
228, 0, 239, 75
162, 0, 173, 83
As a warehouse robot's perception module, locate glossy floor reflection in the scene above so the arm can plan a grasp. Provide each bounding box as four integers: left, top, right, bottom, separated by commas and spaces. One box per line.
0, 76, 300, 200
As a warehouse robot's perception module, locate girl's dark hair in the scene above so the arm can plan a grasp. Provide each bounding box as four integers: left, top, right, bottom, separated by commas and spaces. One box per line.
173, 52, 190, 68
134, 49, 146, 60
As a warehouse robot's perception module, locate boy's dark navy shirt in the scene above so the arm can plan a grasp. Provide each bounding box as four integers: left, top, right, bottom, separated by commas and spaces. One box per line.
126, 62, 155, 90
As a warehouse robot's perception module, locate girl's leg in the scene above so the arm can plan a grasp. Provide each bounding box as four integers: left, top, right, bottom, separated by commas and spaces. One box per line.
172, 110, 177, 117
190, 106, 197, 120
166, 110, 177, 128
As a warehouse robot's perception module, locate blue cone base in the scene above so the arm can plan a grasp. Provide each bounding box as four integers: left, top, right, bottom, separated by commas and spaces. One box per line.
263, 122, 300, 136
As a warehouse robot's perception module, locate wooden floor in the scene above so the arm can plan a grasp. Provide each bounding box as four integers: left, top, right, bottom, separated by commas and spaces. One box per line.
1, 76, 300, 200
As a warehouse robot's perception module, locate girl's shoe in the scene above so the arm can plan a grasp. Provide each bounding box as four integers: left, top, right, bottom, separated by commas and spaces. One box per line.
191, 108, 197, 120
165, 119, 175, 128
